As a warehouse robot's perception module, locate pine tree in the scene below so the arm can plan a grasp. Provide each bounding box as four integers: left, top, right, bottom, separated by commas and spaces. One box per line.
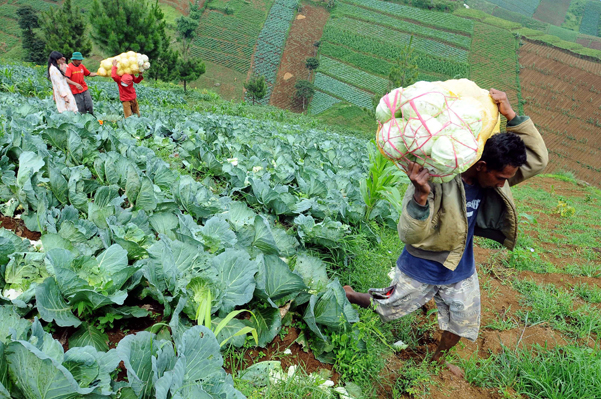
176, 58, 205, 92
294, 80, 315, 110
244, 75, 267, 105
89, 0, 170, 63
305, 57, 319, 80
16, 6, 46, 64
39, 0, 92, 59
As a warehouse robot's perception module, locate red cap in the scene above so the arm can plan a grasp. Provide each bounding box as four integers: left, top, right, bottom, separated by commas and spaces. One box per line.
121, 74, 133, 85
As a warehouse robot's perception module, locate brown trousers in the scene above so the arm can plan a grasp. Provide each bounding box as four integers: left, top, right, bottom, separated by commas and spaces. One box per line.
122, 98, 140, 118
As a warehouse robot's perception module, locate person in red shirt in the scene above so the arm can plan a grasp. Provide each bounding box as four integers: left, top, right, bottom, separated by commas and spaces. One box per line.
111, 58, 144, 118
65, 52, 97, 115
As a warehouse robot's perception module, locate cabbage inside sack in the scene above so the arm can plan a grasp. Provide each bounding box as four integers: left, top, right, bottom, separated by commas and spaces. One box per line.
97, 52, 150, 77
375, 80, 490, 183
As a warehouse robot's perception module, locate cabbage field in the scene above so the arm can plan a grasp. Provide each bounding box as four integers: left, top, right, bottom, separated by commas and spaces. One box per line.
0, 63, 403, 398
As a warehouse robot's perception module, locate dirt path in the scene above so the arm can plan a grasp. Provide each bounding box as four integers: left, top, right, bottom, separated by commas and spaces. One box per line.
269, 4, 330, 112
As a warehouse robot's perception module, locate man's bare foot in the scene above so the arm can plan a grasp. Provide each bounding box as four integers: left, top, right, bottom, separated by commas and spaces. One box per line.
343, 285, 372, 308
445, 362, 465, 379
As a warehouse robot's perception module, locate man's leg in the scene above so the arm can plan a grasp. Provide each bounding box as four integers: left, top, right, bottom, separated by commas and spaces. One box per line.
345, 269, 437, 322
122, 101, 133, 118
343, 286, 372, 308
432, 272, 481, 378
131, 98, 140, 117
83, 90, 94, 115
73, 93, 86, 114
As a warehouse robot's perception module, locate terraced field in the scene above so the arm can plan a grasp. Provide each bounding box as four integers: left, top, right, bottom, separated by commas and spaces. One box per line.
519, 40, 601, 184
192, 0, 272, 75
312, 0, 473, 115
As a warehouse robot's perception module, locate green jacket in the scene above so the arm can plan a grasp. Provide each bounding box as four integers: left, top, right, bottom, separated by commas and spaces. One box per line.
397, 116, 549, 271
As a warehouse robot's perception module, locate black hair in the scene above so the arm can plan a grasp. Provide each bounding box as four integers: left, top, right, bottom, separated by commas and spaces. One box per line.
480, 132, 527, 171
47, 51, 65, 80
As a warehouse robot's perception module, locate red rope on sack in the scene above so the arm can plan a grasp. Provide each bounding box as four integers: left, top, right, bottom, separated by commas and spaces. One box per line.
378, 87, 481, 180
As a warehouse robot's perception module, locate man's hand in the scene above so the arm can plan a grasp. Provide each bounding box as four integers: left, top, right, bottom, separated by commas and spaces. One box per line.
489, 88, 516, 121
405, 161, 431, 206
90, 72, 97, 77
75, 83, 83, 90
112, 59, 118, 67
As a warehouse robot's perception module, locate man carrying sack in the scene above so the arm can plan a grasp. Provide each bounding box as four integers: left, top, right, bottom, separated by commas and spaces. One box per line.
65, 52, 97, 115
344, 88, 548, 377
111, 58, 144, 118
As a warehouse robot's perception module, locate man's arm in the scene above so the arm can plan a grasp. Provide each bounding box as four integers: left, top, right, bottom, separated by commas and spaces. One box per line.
83, 65, 97, 77
489, 89, 549, 186
397, 162, 436, 245
111, 64, 121, 83
133, 73, 143, 83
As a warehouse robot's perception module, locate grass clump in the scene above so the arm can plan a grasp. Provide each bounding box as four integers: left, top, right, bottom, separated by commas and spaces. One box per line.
572, 282, 601, 303
461, 345, 601, 399
513, 279, 601, 338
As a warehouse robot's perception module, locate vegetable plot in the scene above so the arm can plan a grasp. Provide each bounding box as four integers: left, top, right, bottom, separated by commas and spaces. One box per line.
250, 0, 297, 104
0, 63, 401, 396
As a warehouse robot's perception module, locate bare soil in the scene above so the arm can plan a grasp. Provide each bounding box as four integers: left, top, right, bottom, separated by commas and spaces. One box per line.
519, 40, 601, 186
532, 0, 572, 26
269, 4, 330, 112
0, 214, 41, 240
227, 322, 339, 383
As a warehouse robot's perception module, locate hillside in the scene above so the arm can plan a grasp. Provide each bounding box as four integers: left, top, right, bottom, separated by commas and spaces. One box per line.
0, 62, 600, 399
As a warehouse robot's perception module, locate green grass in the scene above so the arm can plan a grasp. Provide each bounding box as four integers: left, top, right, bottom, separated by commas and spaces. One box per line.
513, 279, 601, 339
573, 283, 601, 303
461, 345, 601, 398
315, 102, 375, 139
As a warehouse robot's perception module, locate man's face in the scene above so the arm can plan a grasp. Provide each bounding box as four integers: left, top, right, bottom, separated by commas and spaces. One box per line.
72, 60, 82, 66
476, 164, 518, 188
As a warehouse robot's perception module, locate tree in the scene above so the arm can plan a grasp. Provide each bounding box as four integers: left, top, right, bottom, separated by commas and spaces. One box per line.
294, 80, 314, 110
175, 15, 198, 59
388, 35, 418, 91
176, 58, 205, 92
89, 0, 170, 63
244, 75, 267, 105
312, 40, 321, 56
16, 6, 46, 64
305, 57, 319, 80
39, 0, 92, 59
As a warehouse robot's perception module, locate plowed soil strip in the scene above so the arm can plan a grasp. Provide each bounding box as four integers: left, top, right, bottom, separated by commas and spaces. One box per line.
519, 40, 601, 185
269, 4, 330, 112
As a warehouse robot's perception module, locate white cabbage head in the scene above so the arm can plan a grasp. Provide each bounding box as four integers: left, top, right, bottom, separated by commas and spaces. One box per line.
437, 97, 484, 137
400, 82, 450, 119
377, 118, 408, 160
375, 88, 403, 123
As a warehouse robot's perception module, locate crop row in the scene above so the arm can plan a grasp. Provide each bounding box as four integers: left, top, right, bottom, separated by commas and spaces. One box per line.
322, 27, 467, 77
487, 0, 541, 17
251, 0, 297, 104
191, 46, 250, 73
327, 17, 469, 62
579, 1, 601, 36
202, 11, 263, 38
0, 18, 20, 37
341, 0, 474, 35
198, 24, 257, 48
333, 2, 472, 49
313, 73, 372, 108
194, 37, 254, 59
320, 42, 395, 77
318, 57, 388, 94
310, 90, 342, 115
469, 23, 518, 105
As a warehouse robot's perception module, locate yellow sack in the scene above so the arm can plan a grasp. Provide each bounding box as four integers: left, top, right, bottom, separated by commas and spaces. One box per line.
375, 79, 502, 183
96, 52, 150, 77
438, 79, 501, 160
